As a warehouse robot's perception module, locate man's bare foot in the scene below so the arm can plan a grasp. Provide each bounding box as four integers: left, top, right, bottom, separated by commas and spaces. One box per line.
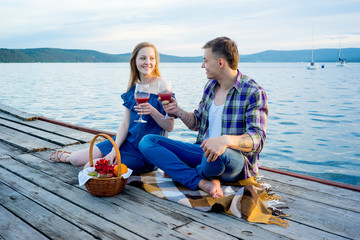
198, 179, 223, 199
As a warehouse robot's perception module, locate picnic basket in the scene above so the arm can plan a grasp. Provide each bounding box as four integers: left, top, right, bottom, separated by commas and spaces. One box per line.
85, 133, 127, 197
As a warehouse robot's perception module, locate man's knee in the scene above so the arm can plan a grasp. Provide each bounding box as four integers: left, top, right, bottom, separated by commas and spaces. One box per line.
139, 134, 157, 153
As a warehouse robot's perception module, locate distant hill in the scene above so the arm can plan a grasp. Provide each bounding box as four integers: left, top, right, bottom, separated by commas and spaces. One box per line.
239, 48, 360, 62
0, 47, 359, 63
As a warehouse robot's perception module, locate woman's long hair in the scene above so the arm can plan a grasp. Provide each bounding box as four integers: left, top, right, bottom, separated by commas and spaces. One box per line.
127, 42, 161, 91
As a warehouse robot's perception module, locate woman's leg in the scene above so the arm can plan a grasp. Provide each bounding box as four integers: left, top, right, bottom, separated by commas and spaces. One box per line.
119, 152, 156, 175
68, 146, 104, 167
139, 134, 204, 190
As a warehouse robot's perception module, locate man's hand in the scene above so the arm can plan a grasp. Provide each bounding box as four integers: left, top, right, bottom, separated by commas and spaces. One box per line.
159, 97, 179, 116
200, 136, 229, 162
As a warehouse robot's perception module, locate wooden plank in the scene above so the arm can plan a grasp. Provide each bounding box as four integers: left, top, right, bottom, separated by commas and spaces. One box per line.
280, 191, 359, 239
263, 177, 360, 214
34, 142, 105, 166
122, 182, 351, 240
0, 118, 80, 147
15, 153, 350, 240
260, 166, 360, 192
0, 158, 193, 239
38, 116, 116, 137
9, 153, 292, 240
0, 205, 48, 240
0, 141, 23, 158
261, 169, 360, 205
0, 183, 97, 240
0, 164, 147, 239
0, 103, 37, 121
175, 222, 236, 239
0, 126, 60, 152
0, 112, 97, 143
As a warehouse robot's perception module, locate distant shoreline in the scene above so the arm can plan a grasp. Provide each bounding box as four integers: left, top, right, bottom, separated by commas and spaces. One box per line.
1, 47, 359, 63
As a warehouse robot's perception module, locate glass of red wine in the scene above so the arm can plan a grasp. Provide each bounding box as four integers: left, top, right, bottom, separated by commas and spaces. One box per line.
157, 79, 173, 119
134, 83, 150, 123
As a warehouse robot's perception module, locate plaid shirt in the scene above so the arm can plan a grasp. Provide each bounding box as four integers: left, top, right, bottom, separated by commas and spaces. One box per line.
194, 70, 268, 179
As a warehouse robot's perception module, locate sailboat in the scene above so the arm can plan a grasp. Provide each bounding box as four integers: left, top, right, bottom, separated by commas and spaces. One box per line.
306, 26, 319, 70
336, 41, 347, 67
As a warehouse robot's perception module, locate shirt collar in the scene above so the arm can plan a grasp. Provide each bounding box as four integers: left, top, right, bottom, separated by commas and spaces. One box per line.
234, 69, 242, 92
210, 69, 242, 92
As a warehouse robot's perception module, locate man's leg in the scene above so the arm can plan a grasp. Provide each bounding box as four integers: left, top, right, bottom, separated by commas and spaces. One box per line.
196, 148, 245, 182
139, 134, 204, 190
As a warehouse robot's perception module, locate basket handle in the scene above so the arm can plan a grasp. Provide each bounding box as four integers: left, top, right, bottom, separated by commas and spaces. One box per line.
89, 133, 121, 177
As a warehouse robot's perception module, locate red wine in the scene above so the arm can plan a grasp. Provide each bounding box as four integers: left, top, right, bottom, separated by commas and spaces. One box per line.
158, 92, 172, 101
135, 97, 149, 104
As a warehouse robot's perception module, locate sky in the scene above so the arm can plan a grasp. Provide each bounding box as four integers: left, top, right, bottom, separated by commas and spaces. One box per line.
1, 0, 360, 56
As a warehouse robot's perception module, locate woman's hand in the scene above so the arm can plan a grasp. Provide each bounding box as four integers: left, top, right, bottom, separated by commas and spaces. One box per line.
134, 102, 155, 116
104, 148, 118, 165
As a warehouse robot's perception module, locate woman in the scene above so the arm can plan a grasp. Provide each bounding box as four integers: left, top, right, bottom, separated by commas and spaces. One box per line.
50, 42, 174, 174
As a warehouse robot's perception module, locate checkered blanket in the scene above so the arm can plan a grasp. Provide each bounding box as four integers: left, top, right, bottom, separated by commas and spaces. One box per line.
127, 169, 290, 227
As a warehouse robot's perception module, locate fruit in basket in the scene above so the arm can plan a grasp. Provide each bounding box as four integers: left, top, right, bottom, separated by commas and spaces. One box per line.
88, 172, 98, 177
113, 164, 128, 177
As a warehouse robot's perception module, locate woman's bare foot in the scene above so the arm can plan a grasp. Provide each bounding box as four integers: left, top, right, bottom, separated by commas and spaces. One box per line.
198, 179, 223, 199
50, 150, 71, 163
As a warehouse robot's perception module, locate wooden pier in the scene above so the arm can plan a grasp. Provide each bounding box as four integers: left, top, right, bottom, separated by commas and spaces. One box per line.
0, 103, 359, 239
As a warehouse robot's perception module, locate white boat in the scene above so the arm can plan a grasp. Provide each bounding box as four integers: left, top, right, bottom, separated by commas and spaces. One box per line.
306, 26, 319, 70
307, 61, 319, 70
336, 41, 347, 67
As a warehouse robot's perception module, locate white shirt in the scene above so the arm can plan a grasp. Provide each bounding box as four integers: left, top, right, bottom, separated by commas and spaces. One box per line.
204, 100, 224, 140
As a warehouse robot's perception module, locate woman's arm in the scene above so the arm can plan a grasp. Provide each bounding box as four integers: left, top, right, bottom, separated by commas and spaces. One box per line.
114, 108, 131, 147
134, 103, 174, 132
149, 107, 174, 132
104, 108, 131, 164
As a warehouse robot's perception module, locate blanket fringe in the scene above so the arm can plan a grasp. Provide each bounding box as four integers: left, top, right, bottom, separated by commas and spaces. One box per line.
268, 216, 290, 228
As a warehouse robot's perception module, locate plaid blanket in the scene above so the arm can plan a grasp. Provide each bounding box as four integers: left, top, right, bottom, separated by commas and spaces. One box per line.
128, 169, 290, 227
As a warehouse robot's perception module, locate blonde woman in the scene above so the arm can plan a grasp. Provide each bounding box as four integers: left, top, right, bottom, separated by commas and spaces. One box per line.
50, 42, 174, 174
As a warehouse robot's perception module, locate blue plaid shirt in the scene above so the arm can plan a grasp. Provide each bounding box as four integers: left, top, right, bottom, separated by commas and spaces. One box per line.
194, 70, 268, 179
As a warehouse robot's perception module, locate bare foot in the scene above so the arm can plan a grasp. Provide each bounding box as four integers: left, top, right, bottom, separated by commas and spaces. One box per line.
50, 150, 71, 163
198, 179, 223, 199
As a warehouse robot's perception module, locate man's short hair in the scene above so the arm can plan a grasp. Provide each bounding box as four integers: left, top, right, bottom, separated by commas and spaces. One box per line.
203, 37, 239, 70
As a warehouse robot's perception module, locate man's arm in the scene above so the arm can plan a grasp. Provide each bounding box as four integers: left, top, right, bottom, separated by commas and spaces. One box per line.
223, 134, 253, 152
176, 107, 198, 131
200, 134, 253, 162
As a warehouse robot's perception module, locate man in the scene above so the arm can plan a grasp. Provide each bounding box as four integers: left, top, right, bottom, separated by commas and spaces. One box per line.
139, 37, 268, 199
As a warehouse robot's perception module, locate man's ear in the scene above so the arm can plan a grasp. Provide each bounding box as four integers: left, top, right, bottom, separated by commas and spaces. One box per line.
219, 58, 226, 68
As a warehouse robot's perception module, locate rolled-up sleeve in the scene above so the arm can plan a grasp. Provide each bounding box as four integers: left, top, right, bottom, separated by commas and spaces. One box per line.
246, 88, 268, 153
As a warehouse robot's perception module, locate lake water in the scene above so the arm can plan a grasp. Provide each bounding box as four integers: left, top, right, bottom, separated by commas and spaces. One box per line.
1, 62, 359, 186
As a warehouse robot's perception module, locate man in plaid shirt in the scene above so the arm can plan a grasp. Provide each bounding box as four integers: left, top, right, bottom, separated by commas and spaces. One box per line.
140, 37, 268, 199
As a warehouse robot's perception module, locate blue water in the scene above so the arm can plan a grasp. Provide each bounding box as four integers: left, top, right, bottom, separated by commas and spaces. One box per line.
1, 62, 359, 186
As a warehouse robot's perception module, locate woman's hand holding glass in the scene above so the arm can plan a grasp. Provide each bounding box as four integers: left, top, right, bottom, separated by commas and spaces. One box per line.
134, 83, 150, 123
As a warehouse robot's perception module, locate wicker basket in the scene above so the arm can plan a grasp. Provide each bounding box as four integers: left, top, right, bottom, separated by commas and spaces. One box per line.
85, 133, 127, 197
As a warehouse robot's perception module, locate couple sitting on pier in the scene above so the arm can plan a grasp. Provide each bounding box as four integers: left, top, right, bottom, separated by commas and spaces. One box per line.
50, 37, 268, 200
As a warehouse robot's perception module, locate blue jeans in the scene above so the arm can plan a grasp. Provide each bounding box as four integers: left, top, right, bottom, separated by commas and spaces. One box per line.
139, 134, 245, 190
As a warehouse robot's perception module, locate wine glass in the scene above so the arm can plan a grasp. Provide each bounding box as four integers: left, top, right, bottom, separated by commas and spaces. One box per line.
157, 79, 173, 119
134, 83, 150, 123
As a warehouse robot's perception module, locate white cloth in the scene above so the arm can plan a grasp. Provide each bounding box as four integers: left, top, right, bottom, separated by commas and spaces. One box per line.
204, 100, 224, 140
78, 167, 133, 186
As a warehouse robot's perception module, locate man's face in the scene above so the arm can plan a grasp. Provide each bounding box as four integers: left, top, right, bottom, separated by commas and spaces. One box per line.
201, 48, 220, 79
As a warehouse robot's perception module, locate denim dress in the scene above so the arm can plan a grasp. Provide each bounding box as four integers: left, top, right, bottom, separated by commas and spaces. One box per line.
96, 84, 166, 174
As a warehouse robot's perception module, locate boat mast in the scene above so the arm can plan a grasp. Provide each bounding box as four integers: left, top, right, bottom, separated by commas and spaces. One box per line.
338, 40, 342, 60
311, 25, 314, 63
